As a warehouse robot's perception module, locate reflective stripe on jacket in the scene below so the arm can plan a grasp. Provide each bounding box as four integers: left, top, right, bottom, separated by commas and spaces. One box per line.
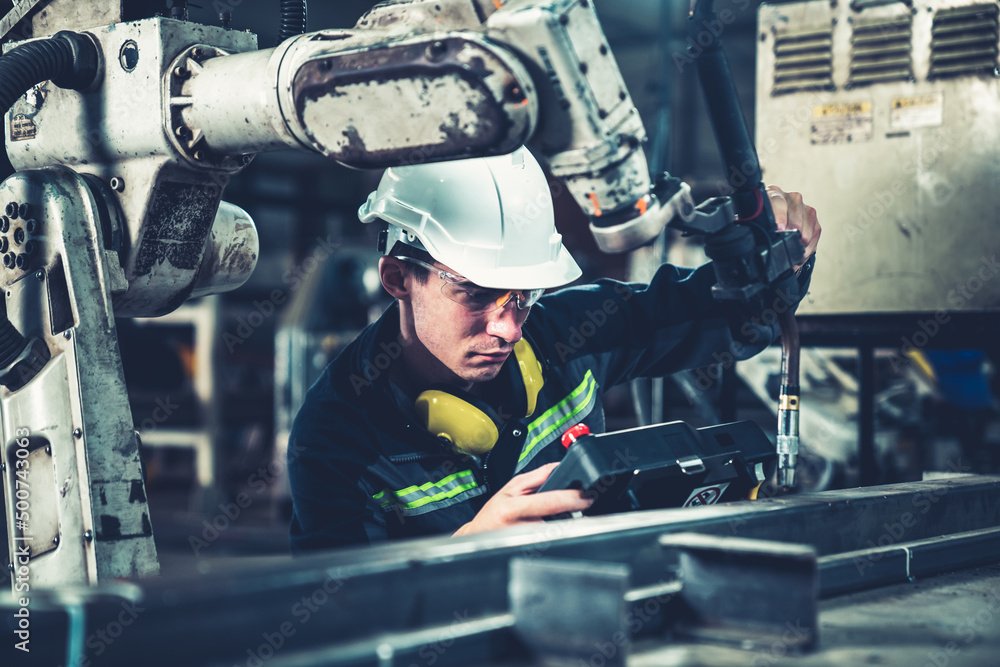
287, 258, 814, 553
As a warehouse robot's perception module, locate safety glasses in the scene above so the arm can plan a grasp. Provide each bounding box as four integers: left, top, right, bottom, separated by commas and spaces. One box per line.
398, 257, 543, 313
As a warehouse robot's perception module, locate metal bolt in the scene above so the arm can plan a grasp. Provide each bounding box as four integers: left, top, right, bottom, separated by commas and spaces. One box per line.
193, 150, 204, 161
512, 428, 523, 437
73, 428, 83, 438
24, 218, 37, 233
598, 109, 608, 119
0, 238, 7, 254
45, 445, 51, 455
0, 461, 5, 472
7, 563, 11, 572
426, 40, 447, 61
52, 535, 59, 546
24, 241, 36, 256
241, 154, 253, 166
5, 202, 17, 218
560, 14, 569, 25
0, 216, 8, 232
84, 530, 94, 542
191, 47, 204, 60
600, 44, 608, 56
110, 177, 125, 192
34, 268, 43, 281
579, 63, 588, 74
119, 40, 139, 72
18, 203, 29, 219
173, 65, 190, 79
174, 125, 192, 140
504, 82, 526, 104
2, 254, 11, 268
13, 227, 24, 245
63, 330, 72, 339
15, 254, 27, 269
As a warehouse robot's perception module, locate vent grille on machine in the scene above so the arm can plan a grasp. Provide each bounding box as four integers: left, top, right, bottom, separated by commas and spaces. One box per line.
929, 3, 1000, 78
849, 14, 914, 86
772, 25, 836, 94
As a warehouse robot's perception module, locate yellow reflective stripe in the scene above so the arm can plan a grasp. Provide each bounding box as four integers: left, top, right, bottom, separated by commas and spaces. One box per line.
394, 470, 473, 499
372, 470, 479, 511
403, 481, 479, 509
372, 489, 392, 509
519, 371, 597, 464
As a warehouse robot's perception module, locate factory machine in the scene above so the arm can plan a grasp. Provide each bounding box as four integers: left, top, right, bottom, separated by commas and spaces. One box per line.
1, 0, 999, 665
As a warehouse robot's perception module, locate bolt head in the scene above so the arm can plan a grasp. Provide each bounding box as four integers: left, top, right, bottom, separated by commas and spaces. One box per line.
73, 428, 83, 438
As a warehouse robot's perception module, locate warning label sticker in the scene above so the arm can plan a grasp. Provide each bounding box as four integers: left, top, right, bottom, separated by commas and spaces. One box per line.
811, 101, 872, 145
682, 483, 731, 508
890, 92, 943, 131
10, 114, 36, 142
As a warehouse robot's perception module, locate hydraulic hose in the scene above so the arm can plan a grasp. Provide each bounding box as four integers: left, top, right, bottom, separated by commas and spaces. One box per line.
0, 30, 97, 387
277, 0, 308, 45
0, 31, 100, 113
688, 0, 804, 487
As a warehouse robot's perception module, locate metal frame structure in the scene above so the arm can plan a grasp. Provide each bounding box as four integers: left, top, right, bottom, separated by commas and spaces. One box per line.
2, 474, 999, 665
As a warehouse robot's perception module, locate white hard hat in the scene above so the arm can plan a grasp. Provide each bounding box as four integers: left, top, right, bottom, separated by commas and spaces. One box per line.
358, 147, 581, 290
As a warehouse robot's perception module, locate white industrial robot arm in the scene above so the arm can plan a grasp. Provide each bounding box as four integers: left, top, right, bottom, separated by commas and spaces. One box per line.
0, 0, 695, 589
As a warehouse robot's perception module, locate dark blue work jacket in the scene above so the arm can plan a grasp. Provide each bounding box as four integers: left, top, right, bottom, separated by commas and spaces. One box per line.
287, 258, 813, 553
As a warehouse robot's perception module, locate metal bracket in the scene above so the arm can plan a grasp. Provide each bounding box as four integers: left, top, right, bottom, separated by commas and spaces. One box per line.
661, 532, 818, 650
510, 557, 630, 666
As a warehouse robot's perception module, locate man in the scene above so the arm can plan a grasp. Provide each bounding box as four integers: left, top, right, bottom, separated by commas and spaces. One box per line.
288, 146, 820, 552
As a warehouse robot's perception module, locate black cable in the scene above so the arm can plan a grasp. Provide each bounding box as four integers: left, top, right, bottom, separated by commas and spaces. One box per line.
277, 0, 308, 45
0, 31, 100, 115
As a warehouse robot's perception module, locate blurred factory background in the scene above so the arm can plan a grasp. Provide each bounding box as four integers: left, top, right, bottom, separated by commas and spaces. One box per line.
0, 0, 994, 579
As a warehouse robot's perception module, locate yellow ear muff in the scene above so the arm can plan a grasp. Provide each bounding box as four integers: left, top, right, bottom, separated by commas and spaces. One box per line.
514, 339, 544, 417
414, 341, 544, 455
415, 390, 501, 456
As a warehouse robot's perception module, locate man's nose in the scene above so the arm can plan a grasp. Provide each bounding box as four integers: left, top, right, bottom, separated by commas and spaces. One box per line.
485, 302, 524, 343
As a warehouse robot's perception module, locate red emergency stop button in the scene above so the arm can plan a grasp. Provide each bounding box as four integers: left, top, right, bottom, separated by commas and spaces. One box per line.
561, 423, 591, 448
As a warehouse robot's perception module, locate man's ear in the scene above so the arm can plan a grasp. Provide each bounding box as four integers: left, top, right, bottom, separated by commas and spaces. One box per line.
379, 256, 409, 301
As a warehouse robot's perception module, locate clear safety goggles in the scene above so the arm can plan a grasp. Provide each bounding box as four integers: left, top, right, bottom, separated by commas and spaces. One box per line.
398, 257, 544, 313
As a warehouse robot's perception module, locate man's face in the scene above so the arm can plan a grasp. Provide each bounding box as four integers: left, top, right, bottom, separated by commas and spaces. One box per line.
407, 262, 531, 385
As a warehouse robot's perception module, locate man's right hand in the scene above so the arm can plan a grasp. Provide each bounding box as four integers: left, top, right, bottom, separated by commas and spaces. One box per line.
453, 462, 593, 537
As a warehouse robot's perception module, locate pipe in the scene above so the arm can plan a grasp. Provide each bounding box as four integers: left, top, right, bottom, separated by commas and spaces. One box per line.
0, 31, 100, 112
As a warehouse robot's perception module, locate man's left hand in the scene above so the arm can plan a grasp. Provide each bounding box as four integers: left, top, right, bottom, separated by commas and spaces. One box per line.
767, 185, 821, 272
